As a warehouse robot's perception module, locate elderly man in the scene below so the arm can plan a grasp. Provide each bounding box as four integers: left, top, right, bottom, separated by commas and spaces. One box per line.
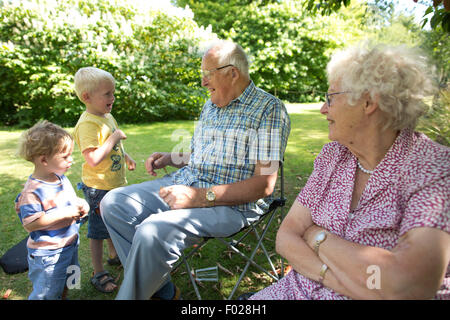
101, 40, 291, 300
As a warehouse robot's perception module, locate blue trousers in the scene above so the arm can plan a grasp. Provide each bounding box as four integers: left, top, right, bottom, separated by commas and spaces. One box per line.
100, 175, 260, 300
27, 242, 79, 300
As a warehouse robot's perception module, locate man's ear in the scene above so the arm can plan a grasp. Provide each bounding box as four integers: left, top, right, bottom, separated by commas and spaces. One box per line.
231, 67, 240, 84
232, 68, 237, 77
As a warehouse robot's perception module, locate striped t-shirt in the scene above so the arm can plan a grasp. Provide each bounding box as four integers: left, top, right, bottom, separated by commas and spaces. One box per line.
15, 174, 81, 256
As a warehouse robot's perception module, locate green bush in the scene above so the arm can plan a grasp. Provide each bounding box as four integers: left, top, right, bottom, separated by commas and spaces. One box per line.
418, 88, 450, 147
175, 0, 366, 102
0, 0, 216, 127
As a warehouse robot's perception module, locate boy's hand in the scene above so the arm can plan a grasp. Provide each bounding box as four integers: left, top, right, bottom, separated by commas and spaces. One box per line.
125, 154, 136, 171
75, 198, 90, 220
112, 129, 127, 143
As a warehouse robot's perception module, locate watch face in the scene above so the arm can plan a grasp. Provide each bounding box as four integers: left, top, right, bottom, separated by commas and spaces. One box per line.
316, 232, 326, 242
206, 190, 215, 201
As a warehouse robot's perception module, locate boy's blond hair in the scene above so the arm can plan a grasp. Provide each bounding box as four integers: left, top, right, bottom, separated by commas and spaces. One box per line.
74, 67, 115, 102
17, 120, 73, 162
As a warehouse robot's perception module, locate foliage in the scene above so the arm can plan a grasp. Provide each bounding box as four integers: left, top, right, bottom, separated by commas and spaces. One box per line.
303, 0, 450, 32
418, 24, 449, 147
0, 0, 217, 127
175, 0, 366, 102
419, 26, 450, 86
420, 0, 450, 31
418, 89, 450, 146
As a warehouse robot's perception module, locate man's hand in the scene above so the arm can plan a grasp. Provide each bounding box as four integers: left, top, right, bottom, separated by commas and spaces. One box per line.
145, 152, 171, 176
159, 185, 204, 209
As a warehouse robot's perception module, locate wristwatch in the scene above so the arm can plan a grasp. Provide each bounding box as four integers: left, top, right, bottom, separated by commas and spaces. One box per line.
313, 231, 328, 254
206, 187, 216, 206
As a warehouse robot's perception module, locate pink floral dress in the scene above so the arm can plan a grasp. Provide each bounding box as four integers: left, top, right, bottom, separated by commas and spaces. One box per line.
251, 129, 449, 300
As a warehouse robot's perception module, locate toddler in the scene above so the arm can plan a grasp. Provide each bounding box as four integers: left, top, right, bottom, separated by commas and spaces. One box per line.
73, 67, 136, 293
15, 120, 89, 300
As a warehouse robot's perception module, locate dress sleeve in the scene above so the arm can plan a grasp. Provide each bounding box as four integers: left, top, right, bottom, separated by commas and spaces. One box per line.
400, 175, 450, 236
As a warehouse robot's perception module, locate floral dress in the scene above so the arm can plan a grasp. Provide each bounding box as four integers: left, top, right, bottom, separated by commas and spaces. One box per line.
251, 129, 449, 300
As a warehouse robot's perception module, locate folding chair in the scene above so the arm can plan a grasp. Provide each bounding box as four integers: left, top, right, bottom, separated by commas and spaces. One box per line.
171, 160, 286, 300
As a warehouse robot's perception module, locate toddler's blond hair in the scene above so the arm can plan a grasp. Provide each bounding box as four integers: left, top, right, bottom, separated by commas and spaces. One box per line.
17, 120, 73, 162
74, 67, 115, 102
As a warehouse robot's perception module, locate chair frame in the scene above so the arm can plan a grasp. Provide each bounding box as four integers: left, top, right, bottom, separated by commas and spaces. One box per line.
171, 161, 286, 300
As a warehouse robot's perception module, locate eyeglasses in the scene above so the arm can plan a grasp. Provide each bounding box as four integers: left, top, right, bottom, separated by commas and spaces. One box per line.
201, 64, 234, 79
325, 91, 350, 107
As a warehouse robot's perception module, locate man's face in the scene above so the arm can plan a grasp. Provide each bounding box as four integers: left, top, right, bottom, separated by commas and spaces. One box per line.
201, 52, 234, 108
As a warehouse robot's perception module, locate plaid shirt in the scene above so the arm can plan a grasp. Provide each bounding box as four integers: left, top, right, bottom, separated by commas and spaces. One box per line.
172, 81, 291, 213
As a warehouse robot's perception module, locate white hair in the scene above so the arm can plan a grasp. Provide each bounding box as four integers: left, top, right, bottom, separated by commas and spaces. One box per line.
74, 67, 115, 102
327, 43, 437, 130
204, 40, 250, 79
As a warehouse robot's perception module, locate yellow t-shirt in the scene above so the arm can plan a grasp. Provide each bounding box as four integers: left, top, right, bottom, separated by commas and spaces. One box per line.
73, 111, 127, 190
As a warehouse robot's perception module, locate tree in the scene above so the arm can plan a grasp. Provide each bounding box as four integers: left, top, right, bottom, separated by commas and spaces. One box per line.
0, 0, 217, 126
302, 0, 450, 32
175, 0, 367, 102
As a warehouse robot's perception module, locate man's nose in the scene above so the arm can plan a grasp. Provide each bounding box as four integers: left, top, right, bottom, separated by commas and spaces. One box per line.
201, 76, 208, 87
320, 102, 328, 115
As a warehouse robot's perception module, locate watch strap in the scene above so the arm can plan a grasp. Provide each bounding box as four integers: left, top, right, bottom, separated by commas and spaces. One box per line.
318, 264, 328, 284
313, 231, 328, 254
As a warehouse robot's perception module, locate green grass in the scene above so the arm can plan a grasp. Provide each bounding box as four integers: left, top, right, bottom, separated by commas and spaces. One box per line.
0, 103, 329, 300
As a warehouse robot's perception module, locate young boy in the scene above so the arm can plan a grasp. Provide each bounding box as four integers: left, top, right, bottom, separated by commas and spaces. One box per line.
73, 67, 136, 293
15, 120, 89, 300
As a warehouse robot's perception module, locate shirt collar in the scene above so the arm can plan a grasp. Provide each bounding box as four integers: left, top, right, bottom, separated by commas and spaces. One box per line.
209, 80, 256, 109
216, 80, 255, 108
234, 80, 256, 105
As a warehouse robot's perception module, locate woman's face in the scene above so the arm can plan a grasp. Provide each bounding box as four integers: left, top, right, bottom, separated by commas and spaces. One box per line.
320, 81, 366, 145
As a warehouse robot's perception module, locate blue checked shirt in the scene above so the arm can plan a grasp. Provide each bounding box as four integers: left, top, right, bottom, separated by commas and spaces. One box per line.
172, 81, 291, 213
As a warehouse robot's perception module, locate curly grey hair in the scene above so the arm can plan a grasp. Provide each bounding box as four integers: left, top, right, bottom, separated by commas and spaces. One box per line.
327, 43, 437, 131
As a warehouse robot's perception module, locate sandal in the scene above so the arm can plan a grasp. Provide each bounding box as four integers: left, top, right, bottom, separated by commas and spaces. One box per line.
90, 270, 117, 293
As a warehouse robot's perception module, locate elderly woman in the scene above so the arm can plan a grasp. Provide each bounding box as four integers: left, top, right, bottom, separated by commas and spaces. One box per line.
250, 44, 449, 300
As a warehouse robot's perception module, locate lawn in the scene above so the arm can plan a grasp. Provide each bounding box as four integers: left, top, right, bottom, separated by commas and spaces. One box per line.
0, 103, 329, 300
